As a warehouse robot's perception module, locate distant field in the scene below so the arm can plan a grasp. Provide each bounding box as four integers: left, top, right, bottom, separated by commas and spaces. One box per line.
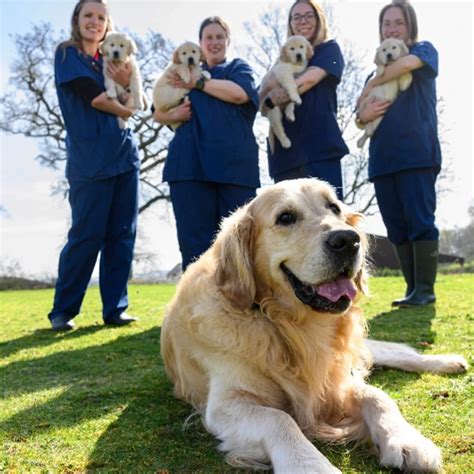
1, 276, 473, 472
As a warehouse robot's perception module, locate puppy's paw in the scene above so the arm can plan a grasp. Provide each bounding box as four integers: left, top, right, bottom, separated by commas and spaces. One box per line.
379, 431, 442, 473
180, 71, 191, 84
281, 137, 291, 149
285, 103, 295, 122
290, 94, 302, 105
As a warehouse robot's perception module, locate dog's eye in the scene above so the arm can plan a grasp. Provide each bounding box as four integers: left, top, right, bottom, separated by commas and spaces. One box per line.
276, 211, 298, 226
326, 202, 341, 215
120, 43, 124, 48
290, 47, 295, 51
111, 43, 115, 47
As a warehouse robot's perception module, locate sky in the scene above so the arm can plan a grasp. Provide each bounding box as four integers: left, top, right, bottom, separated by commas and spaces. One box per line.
0, 0, 473, 276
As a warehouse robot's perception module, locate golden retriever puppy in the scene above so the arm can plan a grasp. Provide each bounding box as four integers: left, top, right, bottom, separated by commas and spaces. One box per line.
161, 178, 467, 473
260, 35, 314, 150
152, 41, 210, 129
356, 38, 413, 148
100, 31, 147, 129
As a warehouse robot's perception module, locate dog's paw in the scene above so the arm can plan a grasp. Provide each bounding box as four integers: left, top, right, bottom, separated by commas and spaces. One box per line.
379, 431, 442, 473
277, 460, 341, 474
423, 354, 469, 374
291, 95, 302, 105
281, 137, 291, 149
285, 103, 295, 122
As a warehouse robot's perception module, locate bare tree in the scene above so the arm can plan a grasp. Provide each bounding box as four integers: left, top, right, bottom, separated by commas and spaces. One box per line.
0, 22, 175, 213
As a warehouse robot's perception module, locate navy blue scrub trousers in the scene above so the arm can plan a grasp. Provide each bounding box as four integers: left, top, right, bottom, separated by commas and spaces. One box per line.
49, 169, 139, 322
373, 168, 439, 245
169, 181, 256, 270
274, 159, 344, 201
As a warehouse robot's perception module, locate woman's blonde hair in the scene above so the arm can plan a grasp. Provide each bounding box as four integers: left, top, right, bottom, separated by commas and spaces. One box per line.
379, 0, 418, 45
59, 0, 113, 55
287, 0, 328, 47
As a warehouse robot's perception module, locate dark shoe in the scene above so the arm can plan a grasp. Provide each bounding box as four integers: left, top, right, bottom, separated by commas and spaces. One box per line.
104, 312, 138, 326
391, 242, 415, 307
398, 240, 438, 307
50, 314, 75, 331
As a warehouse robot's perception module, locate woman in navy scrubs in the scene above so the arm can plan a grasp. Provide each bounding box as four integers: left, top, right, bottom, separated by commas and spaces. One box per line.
357, 0, 441, 307
263, 0, 349, 200
153, 17, 259, 270
48, 0, 140, 330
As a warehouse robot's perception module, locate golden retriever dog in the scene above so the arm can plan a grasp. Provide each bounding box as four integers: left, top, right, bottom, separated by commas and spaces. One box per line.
356, 38, 413, 148
161, 178, 468, 473
100, 32, 147, 129
259, 35, 314, 151
152, 41, 210, 129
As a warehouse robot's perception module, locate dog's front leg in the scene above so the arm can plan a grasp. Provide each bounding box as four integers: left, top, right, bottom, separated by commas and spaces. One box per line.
357, 383, 442, 472
266, 107, 291, 149
205, 384, 340, 473
103, 64, 118, 100
129, 63, 145, 110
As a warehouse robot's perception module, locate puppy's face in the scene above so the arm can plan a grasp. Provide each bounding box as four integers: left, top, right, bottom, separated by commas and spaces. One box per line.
101, 32, 136, 62
173, 41, 203, 67
215, 179, 368, 314
375, 38, 409, 66
280, 35, 314, 65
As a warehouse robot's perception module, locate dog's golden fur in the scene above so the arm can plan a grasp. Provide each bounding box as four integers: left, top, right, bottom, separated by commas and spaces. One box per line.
259, 35, 314, 151
152, 41, 209, 130
100, 31, 147, 129
356, 38, 413, 148
161, 179, 466, 472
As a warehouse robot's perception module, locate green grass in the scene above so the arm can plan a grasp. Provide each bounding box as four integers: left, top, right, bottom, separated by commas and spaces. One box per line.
1, 276, 473, 473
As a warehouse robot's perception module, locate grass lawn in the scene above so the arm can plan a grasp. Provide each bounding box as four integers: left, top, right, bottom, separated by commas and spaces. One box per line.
1, 275, 473, 473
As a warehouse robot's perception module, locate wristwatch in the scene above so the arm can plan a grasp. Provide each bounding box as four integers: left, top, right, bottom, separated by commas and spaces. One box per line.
195, 74, 209, 91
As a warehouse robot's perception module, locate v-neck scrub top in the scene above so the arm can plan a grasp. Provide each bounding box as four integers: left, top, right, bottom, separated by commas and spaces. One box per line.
267, 40, 349, 178
163, 58, 260, 188
54, 46, 140, 181
368, 41, 441, 180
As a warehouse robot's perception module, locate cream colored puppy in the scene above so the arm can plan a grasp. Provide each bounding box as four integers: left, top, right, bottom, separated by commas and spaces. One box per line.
100, 31, 147, 129
152, 41, 210, 129
356, 38, 412, 148
260, 35, 314, 150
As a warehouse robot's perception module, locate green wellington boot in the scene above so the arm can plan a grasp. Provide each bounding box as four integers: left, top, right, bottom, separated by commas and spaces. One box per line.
391, 242, 415, 307
398, 240, 438, 307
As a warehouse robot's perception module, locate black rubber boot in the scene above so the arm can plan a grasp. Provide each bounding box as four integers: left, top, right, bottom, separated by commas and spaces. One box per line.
391, 242, 415, 307
398, 240, 438, 307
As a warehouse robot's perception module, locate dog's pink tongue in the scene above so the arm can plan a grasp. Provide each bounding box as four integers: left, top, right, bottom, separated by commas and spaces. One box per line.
316, 277, 357, 302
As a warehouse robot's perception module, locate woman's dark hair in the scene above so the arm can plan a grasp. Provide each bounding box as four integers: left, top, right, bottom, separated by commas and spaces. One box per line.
198, 16, 231, 41
58, 0, 113, 56
379, 0, 418, 45
287, 0, 328, 46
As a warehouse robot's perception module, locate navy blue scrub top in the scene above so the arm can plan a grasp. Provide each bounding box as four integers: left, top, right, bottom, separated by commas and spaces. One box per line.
163, 58, 260, 188
368, 41, 441, 181
55, 46, 140, 181
267, 40, 349, 178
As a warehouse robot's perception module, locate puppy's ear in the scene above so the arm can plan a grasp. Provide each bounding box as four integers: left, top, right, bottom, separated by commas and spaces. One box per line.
214, 205, 256, 310
306, 41, 314, 61
173, 48, 181, 65
346, 211, 364, 227
280, 44, 290, 63
128, 37, 138, 56
199, 47, 205, 63
374, 48, 383, 66
399, 41, 409, 56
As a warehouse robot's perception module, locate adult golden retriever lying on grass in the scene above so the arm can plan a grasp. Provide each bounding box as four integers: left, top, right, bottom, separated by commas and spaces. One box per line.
161, 178, 467, 473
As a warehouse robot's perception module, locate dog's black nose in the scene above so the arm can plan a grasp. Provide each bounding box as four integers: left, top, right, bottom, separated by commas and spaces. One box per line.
325, 230, 360, 259
113, 50, 119, 59
188, 57, 195, 65
386, 53, 393, 62
296, 53, 302, 62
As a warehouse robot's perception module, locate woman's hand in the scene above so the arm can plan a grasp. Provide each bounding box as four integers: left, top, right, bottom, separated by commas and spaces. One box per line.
107, 62, 132, 88
358, 99, 391, 123
167, 69, 201, 90
153, 98, 192, 125
266, 86, 291, 107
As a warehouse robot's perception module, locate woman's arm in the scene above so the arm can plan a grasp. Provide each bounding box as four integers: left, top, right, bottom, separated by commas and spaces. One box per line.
169, 71, 249, 105
361, 54, 424, 99
295, 66, 328, 95
91, 93, 134, 119
153, 100, 192, 125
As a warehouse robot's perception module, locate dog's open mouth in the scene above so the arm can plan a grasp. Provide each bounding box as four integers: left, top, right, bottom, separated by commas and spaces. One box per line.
280, 263, 356, 313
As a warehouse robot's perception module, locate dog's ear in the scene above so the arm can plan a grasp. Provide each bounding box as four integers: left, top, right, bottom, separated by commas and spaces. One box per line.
280, 44, 290, 63
214, 205, 256, 310
373, 47, 383, 66
399, 41, 409, 57
199, 47, 205, 63
306, 41, 314, 61
128, 37, 137, 56
173, 47, 181, 65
